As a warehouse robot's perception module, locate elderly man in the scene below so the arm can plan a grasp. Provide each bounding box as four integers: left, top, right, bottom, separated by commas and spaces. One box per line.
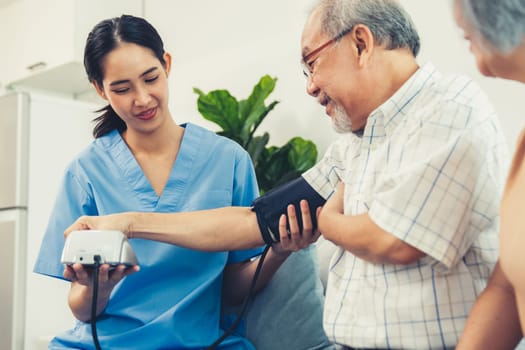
452, 0, 525, 349
303, 0, 509, 348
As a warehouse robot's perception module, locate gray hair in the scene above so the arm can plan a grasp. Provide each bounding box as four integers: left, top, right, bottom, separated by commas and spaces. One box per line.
314, 0, 420, 57
458, 0, 525, 53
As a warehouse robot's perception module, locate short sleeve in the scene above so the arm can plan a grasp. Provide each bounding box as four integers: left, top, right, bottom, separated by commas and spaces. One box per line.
368, 115, 497, 268
302, 136, 350, 199
228, 149, 264, 264
33, 169, 96, 279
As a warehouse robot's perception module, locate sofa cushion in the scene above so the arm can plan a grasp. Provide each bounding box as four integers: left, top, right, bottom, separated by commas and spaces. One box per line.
243, 246, 334, 350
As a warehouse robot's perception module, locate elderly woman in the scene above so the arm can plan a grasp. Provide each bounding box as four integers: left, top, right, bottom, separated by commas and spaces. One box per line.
453, 0, 525, 349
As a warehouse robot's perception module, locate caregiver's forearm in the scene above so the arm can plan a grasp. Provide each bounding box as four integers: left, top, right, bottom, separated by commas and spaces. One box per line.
127, 207, 265, 250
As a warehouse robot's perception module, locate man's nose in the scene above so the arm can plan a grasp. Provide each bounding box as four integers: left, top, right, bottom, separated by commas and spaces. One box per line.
306, 76, 319, 97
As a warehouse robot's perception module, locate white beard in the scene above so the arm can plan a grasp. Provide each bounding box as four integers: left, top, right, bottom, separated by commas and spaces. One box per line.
332, 103, 353, 133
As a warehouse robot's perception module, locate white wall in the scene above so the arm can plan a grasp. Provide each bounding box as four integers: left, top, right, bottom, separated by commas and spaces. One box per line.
2, 1, 525, 349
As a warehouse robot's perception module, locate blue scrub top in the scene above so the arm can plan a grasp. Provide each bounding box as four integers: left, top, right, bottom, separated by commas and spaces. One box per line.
34, 123, 262, 349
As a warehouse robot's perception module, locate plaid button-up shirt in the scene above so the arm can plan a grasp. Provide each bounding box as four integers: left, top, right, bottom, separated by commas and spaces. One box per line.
304, 62, 509, 349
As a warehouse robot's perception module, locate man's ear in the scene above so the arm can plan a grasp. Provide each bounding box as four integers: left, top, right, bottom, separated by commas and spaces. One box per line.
93, 81, 107, 101
163, 52, 172, 76
352, 24, 375, 64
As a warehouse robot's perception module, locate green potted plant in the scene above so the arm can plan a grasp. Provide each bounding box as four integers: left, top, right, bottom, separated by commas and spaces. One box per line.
194, 75, 318, 194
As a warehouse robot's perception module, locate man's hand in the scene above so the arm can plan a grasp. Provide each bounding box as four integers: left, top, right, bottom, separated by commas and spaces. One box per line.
272, 199, 322, 256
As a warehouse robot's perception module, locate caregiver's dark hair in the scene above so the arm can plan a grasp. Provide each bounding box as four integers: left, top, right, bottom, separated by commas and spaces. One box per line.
84, 14, 167, 138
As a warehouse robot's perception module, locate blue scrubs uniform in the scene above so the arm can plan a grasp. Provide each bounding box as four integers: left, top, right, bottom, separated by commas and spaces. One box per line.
34, 123, 262, 350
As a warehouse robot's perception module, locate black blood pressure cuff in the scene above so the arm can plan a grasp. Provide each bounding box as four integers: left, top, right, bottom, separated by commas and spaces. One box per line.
251, 176, 326, 245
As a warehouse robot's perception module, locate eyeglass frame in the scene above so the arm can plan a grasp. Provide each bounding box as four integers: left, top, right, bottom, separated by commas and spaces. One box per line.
301, 26, 354, 79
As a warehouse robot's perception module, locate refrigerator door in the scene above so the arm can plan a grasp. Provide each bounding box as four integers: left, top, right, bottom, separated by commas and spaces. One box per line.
25, 93, 96, 349
0, 210, 27, 350
0, 92, 29, 209
0, 92, 29, 350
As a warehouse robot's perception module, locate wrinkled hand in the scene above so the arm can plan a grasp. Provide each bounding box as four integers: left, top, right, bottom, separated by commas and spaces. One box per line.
271, 199, 322, 256
64, 214, 133, 238
63, 263, 139, 293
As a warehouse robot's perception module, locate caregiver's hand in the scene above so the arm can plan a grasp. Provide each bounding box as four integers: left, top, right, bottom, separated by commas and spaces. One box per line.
64, 213, 134, 238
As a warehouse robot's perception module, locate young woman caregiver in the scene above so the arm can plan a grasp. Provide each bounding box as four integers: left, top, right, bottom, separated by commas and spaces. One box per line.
33, 14, 314, 350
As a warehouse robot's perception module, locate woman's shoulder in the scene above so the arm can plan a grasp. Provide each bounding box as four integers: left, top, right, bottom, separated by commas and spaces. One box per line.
64, 130, 121, 173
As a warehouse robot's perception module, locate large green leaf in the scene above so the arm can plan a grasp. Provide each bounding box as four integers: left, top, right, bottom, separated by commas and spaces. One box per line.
244, 100, 279, 149
239, 76, 279, 145
193, 88, 240, 134
261, 145, 293, 186
239, 75, 277, 124
287, 137, 318, 172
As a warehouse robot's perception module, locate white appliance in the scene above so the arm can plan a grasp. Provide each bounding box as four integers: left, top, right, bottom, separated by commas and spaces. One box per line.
0, 91, 100, 350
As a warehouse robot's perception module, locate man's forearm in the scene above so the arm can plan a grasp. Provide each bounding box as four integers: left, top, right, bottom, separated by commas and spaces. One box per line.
128, 207, 265, 250
319, 211, 425, 265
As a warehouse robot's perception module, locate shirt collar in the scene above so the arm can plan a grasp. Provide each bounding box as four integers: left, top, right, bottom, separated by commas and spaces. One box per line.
363, 62, 440, 138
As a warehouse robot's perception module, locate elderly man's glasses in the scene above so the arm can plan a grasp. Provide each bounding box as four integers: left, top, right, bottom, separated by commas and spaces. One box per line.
302, 27, 354, 79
